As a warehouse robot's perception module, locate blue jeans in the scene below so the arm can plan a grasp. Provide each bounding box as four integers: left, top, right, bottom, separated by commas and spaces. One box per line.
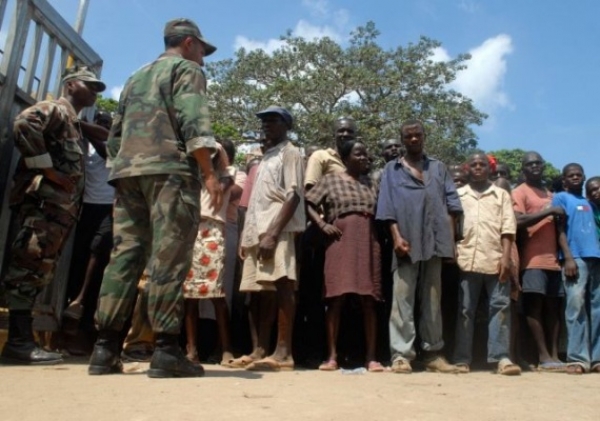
453, 272, 511, 364
562, 258, 600, 371
389, 257, 444, 362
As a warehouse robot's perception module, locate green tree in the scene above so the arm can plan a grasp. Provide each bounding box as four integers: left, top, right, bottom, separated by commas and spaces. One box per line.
206, 22, 485, 165
488, 148, 561, 186
95, 95, 118, 113
211, 121, 242, 141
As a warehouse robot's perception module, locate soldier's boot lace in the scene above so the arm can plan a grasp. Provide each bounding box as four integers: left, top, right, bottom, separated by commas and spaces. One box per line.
0, 310, 63, 365
147, 333, 205, 378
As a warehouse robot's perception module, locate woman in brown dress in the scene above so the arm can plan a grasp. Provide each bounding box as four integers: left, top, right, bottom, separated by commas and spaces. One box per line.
305, 140, 383, 372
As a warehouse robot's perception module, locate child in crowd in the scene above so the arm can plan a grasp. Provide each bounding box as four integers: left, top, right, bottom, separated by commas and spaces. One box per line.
586, 176, 600, 238
453, 152, 521, 375
183, 141, 235, 366
554, 165, 600, 374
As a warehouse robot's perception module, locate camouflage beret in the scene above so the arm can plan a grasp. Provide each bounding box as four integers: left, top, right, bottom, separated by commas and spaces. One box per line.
61, 65, 106, 92
164, 18, 217, 56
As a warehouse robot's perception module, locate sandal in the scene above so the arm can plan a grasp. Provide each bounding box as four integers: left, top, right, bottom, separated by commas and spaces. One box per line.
537, 361, 566, 372
566, 364, 584, 375
367, 361, 385, 373
63, 302, 84, 321
391, 359, 412, 374
497, 358, 521, 376
591, 363, 600, 373
246, 356, 294, 372
227, 355, 256, 369
318, 359, 339, 371
186, 345, 200, 364
455, 363, 470, 374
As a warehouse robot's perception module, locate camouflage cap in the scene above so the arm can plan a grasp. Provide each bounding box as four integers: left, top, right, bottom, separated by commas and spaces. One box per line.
61, 66, 106, 92
164, 18, 217, 56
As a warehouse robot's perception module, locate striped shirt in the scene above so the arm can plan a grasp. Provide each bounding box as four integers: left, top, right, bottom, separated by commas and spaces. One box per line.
306, 173, 377, 223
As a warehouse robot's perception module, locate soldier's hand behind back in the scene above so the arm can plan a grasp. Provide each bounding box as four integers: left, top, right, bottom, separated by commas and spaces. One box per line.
205, 173, 223, 212
43, 168, 76, 194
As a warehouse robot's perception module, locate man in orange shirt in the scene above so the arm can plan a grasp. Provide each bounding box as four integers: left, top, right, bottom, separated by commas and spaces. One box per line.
512, 151, 565, 370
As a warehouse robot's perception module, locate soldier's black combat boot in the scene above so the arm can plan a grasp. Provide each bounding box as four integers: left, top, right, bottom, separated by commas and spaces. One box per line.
0, 310, 63, 365
147, 333, 205, 378
88, 330, 122, 375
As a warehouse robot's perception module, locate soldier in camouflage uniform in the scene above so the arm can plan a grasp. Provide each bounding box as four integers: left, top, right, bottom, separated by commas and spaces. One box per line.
88, 18, 222, 378
1, 67, 105, 365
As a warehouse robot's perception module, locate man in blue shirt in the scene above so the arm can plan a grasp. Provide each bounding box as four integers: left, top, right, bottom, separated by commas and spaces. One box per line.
553, 163, 600, 374
376, 120, 462, 373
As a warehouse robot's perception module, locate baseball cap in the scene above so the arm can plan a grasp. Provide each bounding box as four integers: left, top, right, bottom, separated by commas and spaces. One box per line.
61, 66, 106, 92
256, 106, 293, 128
164, 18, 217, 56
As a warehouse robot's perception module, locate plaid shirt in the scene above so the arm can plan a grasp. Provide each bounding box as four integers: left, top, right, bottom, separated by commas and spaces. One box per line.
305, 173, 377, 223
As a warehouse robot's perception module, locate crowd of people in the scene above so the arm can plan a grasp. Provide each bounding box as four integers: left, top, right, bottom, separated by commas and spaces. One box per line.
1, 17, 599, 380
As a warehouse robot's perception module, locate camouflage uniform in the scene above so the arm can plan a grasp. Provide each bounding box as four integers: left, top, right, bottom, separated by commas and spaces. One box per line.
95, 51, 217, 335
2, 98, 85, 310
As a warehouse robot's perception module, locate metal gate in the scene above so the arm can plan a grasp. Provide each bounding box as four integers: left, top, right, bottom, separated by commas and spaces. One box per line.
0, 0, 103, 330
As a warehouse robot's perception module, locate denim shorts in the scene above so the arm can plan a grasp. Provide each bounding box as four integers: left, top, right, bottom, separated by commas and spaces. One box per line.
521, 269, 564, 297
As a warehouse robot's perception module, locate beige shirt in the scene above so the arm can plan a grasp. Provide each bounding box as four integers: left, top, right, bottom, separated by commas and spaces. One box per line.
241, 140, 306, 248
457, 183, 517, 274
304, 148, 345, 187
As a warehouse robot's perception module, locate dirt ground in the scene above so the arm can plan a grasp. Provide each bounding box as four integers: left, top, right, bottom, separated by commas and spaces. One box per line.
0, 358, 598, 421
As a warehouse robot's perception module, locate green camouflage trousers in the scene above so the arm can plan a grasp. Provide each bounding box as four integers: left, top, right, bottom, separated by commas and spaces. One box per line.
95, 174, 200, 334
2, 199, 77, 310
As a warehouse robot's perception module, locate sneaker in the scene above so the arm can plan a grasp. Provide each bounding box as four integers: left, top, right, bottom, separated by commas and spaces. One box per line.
424, 355, 460, 373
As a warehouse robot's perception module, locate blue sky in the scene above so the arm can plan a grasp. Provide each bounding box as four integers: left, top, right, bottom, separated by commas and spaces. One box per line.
45, 0, 599, 175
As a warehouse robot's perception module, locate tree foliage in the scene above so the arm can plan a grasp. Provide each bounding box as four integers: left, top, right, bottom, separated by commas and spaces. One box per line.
206, 21, 486, 165
95, 95, 118, 113
488, 148, 561, 186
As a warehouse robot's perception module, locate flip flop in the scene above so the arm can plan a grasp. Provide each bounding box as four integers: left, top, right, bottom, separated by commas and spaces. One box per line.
318, 359, 338, 371
227, 355, 256, 369
246, 356, 294, 372
537, 361, 566, 372
63, 302, 84, 321
367, 361, 385, 373
566, 364, 584, 375
591, 363, 600, 373
497, 358, 521, 376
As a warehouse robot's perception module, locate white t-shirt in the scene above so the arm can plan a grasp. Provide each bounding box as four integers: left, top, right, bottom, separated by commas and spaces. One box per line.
83, 141, 114, 204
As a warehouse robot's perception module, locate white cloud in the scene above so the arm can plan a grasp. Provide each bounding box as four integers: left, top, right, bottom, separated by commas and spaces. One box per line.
430, 47, 451, 62
431, 34, 513, 113
234, 20, 342, 53
234, 0, 349, 53
294, 20, 341, 42
110, 85, 123, 100
453, 34, 513, 110
234, 36, 286, 54
339, 90, 360, 104
333, 9, 350, 28
303, 0, 329, 18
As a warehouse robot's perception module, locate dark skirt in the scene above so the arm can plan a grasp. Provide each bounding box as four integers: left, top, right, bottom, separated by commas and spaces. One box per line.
323, 213, 381, 300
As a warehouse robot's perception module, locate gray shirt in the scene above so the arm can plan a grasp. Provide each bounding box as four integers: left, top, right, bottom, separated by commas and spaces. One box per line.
376, 155, 462, 270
